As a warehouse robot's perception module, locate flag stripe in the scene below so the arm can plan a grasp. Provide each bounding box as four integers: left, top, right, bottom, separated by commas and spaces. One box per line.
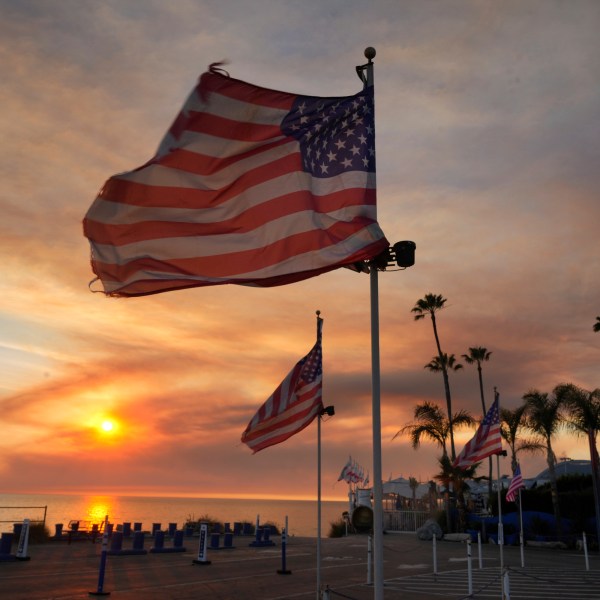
84, 68, 387, 297
506, 464, 525, 502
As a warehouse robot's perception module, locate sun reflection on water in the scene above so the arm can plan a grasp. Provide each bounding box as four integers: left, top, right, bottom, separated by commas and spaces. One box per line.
85, 497, 113, 524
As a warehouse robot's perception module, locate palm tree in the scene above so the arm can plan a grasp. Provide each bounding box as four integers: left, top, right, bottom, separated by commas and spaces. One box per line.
393, 401, 475, 458
462, 347, 492, 414
408, 476, 419, 509
594, 316, 600, 332
523, 389, 564, 538
412, 293, 459, 459
554, 382, 600, 545
462, 347, 493, 501
500, 405, 545, 473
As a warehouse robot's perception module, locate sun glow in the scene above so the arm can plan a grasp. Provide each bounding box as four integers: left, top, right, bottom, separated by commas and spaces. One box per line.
101, 420, 115, 433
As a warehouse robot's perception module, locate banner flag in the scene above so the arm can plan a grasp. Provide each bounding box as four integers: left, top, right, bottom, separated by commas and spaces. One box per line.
84, 64, 389, 297
241, 316, 323, 453
453, 397, 502, 469
506, 463, 525, 502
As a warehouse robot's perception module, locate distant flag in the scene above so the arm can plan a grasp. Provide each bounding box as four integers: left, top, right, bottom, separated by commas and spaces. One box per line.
338, 457, 353, 482
453, 397, 503, 469
83, 63, 389, 297
506, 463, 525, 502
363, 472, 370, 488
241, 315, 324, 453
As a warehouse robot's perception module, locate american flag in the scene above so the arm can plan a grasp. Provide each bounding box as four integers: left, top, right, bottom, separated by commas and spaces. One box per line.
83, 64, 388, 297
241, 316, 324, 453
506, 463, 525, 502
453, 397, 503, 469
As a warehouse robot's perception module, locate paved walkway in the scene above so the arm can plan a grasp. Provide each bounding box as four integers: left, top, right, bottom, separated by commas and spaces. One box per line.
1, 533, 599, 599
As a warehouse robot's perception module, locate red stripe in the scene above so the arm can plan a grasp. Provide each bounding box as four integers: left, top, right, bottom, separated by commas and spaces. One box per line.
92, 218, 384, 282
159, 138, 291, 176
85, 189, 376, 246
200, 71, 296, 111
186, 111, 284, 142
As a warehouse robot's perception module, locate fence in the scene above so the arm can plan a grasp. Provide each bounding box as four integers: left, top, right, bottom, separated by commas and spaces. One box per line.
0, 506, 47, 532
383, 510, 429, 532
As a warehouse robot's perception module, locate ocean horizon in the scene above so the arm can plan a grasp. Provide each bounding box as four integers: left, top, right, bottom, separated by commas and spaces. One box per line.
0, 492, 349, 538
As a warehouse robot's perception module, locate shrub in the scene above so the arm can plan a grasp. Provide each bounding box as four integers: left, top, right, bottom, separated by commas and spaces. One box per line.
328, 518, 348, 538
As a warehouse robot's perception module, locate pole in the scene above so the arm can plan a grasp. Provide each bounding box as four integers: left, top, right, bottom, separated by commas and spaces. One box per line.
89, 515, 110, 596
518, 488, 525, 568
363, 45, 384, 600
467, 540, 473, 597
432, 534, 437, 575
317, 411, 322, 600
477, 531, 483, 570
496, 453, 504, 570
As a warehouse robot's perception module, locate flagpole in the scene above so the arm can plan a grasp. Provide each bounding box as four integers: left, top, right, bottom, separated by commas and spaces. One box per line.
317, 408, 322, 600
518, 487, 525, 568
361, 46, 385, 600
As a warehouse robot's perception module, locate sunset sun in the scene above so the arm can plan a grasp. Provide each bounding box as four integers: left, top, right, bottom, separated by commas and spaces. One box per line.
101, 420, 114, 432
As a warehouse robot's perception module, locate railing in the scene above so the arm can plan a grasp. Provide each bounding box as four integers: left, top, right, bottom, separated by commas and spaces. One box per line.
383, 510, 430, 532
0, 505, 47, 530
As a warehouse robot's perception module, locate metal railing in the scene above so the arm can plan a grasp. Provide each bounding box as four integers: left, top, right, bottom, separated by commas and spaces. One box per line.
383, 510, 429, 532
0, 505, 47, 529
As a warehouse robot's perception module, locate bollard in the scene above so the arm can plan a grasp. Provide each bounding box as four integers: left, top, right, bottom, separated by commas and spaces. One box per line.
210, 533, 220, 549
224, 522, 231, 533
16, 519, 31, 561
133, 522, 142, 533
131, 531, 147, 554
234, 522, 242, 536
583, 532, 590, 571
223, 532, 235, 549
467, 540, 473, 597
168, 523, 177, 538
192, 523, 211, 565
503, 568, 510, 600
107, 532, 124, 555
277, 522, 291, 575
122, 523, 132, 538
54, 523, 64, 539
150, 530, 165, 553
366, 534, 373, 585
151, 523, 161, 536
0, 533, 15, 561
89, 515, 110, 596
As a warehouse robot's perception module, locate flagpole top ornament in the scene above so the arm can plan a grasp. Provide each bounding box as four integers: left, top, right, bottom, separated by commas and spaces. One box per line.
364, 47, 376, 62
316, 310, 321, 317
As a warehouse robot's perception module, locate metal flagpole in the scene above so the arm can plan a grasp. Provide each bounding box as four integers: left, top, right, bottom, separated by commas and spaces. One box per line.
317, 410, 322, 600
518, 487, 525, 568
360, 46, 385, 600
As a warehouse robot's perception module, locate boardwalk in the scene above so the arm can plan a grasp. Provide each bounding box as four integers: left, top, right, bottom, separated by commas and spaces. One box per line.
0, 532, 598, 599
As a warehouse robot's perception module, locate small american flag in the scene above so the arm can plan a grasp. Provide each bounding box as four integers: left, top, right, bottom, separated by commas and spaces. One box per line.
453, 397, 503, 469
83, 65, 388, 297
506, 463, 525, 502
241, 316, 324, 453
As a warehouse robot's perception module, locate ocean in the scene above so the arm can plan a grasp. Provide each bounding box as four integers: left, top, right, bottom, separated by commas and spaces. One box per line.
0, 493, 349, 538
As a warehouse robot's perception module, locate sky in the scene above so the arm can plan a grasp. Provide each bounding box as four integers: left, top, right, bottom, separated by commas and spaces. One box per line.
1, 0, 599, 501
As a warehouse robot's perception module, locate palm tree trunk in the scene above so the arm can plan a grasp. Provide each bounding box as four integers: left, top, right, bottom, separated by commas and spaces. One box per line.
431, 315, 455, 459
546, 441, 563, 539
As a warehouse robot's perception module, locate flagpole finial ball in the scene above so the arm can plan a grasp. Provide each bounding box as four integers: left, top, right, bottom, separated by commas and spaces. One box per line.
364, 47, 376, 61
316, 310, 321, 317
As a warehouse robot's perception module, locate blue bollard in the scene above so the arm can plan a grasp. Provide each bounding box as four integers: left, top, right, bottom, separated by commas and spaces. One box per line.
168, 523, 177, 538
107, 532, 123, 555
54, 523, 64, 539
172, 530, 186, 551
223, 532, 235, 549
0, 533, 15, 561
210, 533, 220, 549
233, 522, 242, 536
133, 523, 142, 533
277, 527, 292, 575
152, 523, 161, 536
122, 523, 132, 538
150, 530, 165, 552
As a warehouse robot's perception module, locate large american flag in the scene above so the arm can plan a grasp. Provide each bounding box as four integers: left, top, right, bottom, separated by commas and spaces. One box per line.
83, 65, 388, 297
241, 316, 324, 453
453, 397, 503, 469
506, 463, 525, 502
